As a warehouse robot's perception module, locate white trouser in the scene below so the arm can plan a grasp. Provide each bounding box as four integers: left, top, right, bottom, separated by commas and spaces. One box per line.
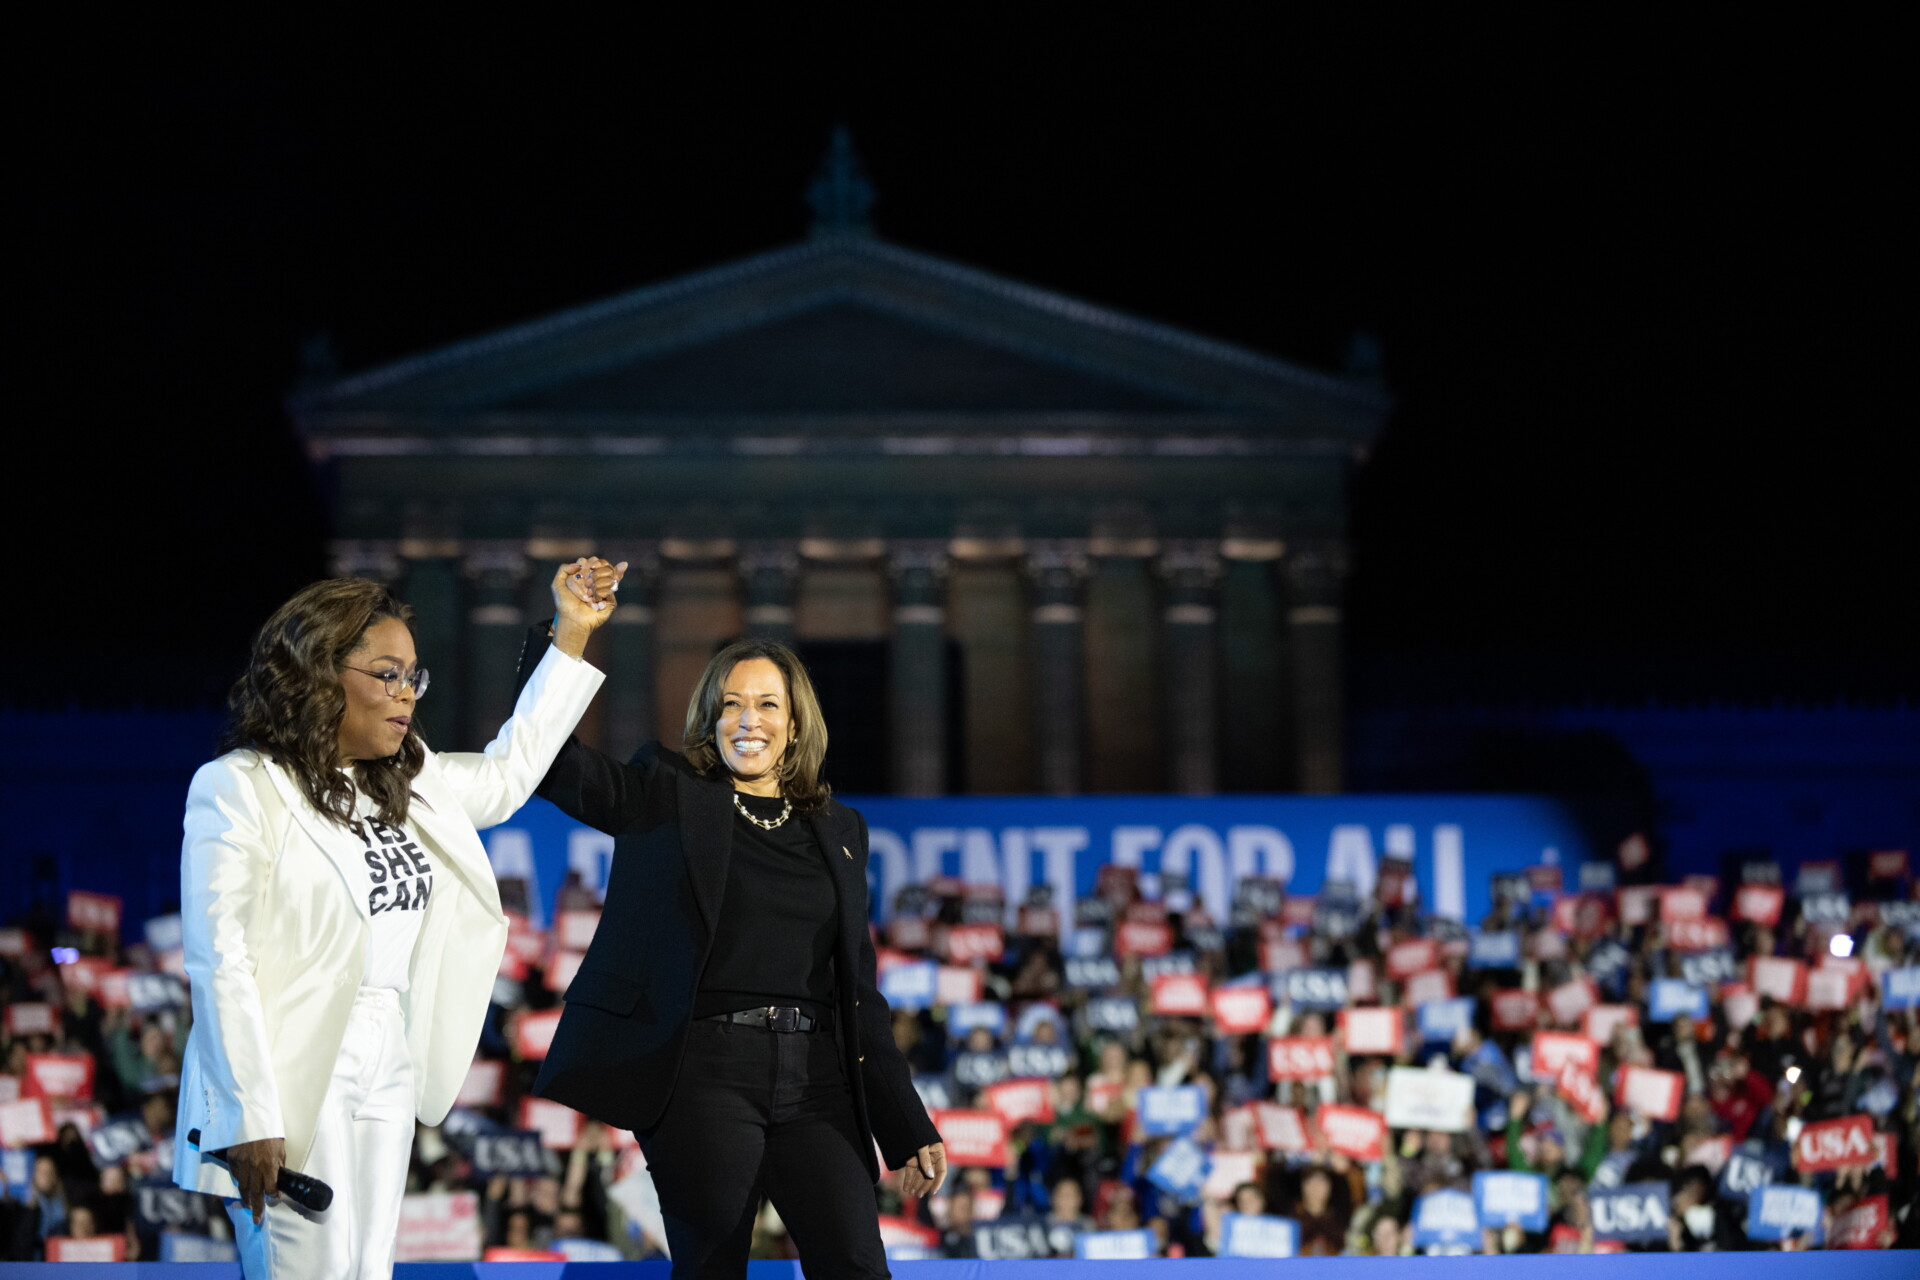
228, 987, 415, 1280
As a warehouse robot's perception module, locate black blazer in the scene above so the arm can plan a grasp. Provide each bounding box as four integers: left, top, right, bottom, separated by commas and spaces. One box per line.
514, 636, 940, 1177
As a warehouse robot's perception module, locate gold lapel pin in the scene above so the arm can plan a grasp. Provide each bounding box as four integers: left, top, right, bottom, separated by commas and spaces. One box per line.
843, 846, 853, 859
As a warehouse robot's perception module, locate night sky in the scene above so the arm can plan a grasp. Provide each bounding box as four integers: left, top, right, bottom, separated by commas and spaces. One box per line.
7, 15, 1910, 711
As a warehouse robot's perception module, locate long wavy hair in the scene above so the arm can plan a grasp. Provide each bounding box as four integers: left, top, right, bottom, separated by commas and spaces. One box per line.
220, 578, 425, 828
682, 639, 831, 812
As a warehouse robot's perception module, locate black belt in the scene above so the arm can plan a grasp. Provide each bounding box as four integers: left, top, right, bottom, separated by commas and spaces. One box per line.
701, 1005, 828, 1034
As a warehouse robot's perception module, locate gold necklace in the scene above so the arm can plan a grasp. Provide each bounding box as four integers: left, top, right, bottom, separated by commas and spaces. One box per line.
734, 792, 792, 830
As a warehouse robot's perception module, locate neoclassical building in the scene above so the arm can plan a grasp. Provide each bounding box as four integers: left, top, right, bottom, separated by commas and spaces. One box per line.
294, 142, 1389, 796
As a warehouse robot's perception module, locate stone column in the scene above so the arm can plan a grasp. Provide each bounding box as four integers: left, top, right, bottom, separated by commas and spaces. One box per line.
740, 542, 799, 646
1028, 542, 1088, 796
888, 541, 948, 796
1160, 542, 1221, 795
1084, 537, 1160, 793
463, 544, 530, 749
1286, 542, 1348, 794
398, 538, 465, 750
1219, 537, 1289, 792
602, 551, 658, 754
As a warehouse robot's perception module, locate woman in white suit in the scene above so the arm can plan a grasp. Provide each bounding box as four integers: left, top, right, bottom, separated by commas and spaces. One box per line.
173, 559, 621, 1279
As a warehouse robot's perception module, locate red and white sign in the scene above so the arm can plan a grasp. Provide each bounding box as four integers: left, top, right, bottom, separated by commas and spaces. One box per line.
1267, 1036, 1336, 1082
1530, 1031, 1599, 1079
878, 1215, 940, 1249
1552, 894, 1614, 938
45, 1237, 125, 1262
513, 1009, 562, 1060
1665, 916, 1730, 952
4, 1002, 56, 1037
982, 1078, 1055, 1128
1259, 936, 1308, 973
457, 1059, 505, 1108
1749, 956, 1808, 1006
1281, 897, 1317, 928
1526, 865, 1563, 894
158, 947, 188, 978
1546, 978, 1598, 1027
1832, 1195, 1889, 1250
1617, 885, 1662, 926
1616, 1066, 1683, 1121
1015, 907, 1058, 938
1253, 1103, 1311, 1152
504, 915, 546, 968
1793, 1113, 1876, 1173
1661, 886, 1709, 923
1402, 969, 1454, 1007
1151, 973, 1210, 1017
1733, 885, 1785, 927
1113, 920, 1173, 958
66, 890, 122, 934
543, 951, 585, 993
1348, 960, 1378, 1003
1386, 939, 1441, 979
1722, 983, 1759, 1029
1528, 928, 1568, 961
1211, 985, 1271, 1035
1203, 1149, 1262, 1202
1685, 1134, 1732, 1174
396, 1191, 483, 1262
1867, 850, 1909, 881
553, 910, 599, 952
936, 965, 982, 1005
1124, 900, 1168, 925
484, 1249, 567, 1262
0, 1078, 17, 1104
1684, 874, 1721, 901
59, 956, 111, 996
96, 969, 133, 1010
1806, 967, 1853, 1011
888, 916, 931, 950
1087, 1078, 1125, 1117
944, 924, 1005, 965
1341, 1007, 1404, 1056
519, 1096, 584, 1148
0, 1097, 55, 1147
1491, 989, 1538, 1031
930, 1109, 1009, 1167
1583, 1004, 1638, 1046
1315, 1104, 1387, 1161
23, 1054, 94, 1103
1556, 1062, 1607, 1125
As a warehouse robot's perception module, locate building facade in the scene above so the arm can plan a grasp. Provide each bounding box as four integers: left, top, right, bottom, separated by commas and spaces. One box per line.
293, 157, 1389, 796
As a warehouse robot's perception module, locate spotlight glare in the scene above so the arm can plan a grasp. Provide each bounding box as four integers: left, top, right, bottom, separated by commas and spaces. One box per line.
1829, 934, 1854, 958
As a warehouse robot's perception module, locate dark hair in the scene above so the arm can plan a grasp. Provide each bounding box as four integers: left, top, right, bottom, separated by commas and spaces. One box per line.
220, 578, 424, 827
681, 638, 831, 812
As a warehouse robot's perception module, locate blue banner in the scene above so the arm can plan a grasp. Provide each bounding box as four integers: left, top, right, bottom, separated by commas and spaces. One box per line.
949, 1002, 1006, 1037
1136, 1086, 1209, 1137
1881, 966, 1920, 1010
1074, 1229, 1157, 1260
1146, 1136, 1211, 1202
1718, 1148, 1781, 1201
1467, 930, 1520, 969
1746, 1185, 1822, 1242
879, 960, 936, 1011
1590, 1182, 1671, 1243
1219, 1214, 1300, 1258
1419, 997, 1476, 1044
1648, 979, 1709, 1022
1412, 1189, 1480, 1248
1472, 1171, 1548, 1231
481, 794, 1593, 927
1280, 968, 1349, 1010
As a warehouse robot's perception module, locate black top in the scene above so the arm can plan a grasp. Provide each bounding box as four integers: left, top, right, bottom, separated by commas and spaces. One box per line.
692, 790, 839, 1020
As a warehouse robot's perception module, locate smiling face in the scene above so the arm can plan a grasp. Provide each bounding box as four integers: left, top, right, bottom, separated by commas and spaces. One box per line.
336, 617, 418, 764
715, 657, 792, 796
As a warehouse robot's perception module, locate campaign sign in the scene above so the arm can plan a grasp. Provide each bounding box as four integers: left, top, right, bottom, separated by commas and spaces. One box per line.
1259, 935, 1309, 973
1412, 1189, 1480, 1248
1529, 1031, 1599, 1079
396, 1191, 483, 1262
1749, 956, 1808, 1005
1616, 1066, 1684, 1121
0, 1098, 55, 1147
1546, 978, 1597, 1026
1664, 916, 1729, 952
1464, 1040, 1518, 1094
1556, 1061, 1607, 1125
1386, 938, 1441, 979
1211, 985, 1271, 1034
4, 1002, 57, 1037
1114, 920, 1173, 958
1075, 1229, 1156, 1260
127, 972, 187, 1012
1580, 861, 1617, 892
1793, 1113, 1874, 1172
1220, 1213, 1299, 1258
1680, 946, 1738, 990
953, 1051, 1010, 1089
1140, 952, 1198, 983
1582, 1003, 1637, 1047
1868, 849, 1910, 880
1880, 966, 1920, 1010
879, 960, 937, 1011
1064, 956, 1121, 990
1490, 989, 1538, 1031
512, 1009, 561, 1060
1473, 1171, 1548, 1230
1006, 1044, 1072, 1079
1800, 892, 1851, 926
67, 890, 122, 934
1403, 968, 1455, 1007
23, 1054, 94, 1103
472, 1130, 548, 1176
949, 1002, 1008, 1038
1661, 886, 1708, 923
936, 965, 983, 1005
1617, 885, 1662, 926
1746, 1184, 1822, 1242
456, 1059, 505, 1109
1316, 1104, 1387, 1161
87, 1114, 149, 1167
1082, 997, 1139, 1034
161, 1234, 239, 1263
1586, 938, 1631, 988
1384, 1066, 1474, 1132
982, 1078, 1055, 1128
1348, 959, 1379, 1003
134, 1176, 213, 1236
1647, 979, 1709, 1023
1831, 1195, 1889, 1250
945, 923, 1005, 965
1718, 1149, 1777, 1201
1254, 1103, 1311, 1152
1733, 884, 1785, 927
1467, 930, 1520, 969
1151, 972, 1210, 1017
972, 1220, 1052, 1260
518, 1097, 582, 1148
1419, 997, 1476, 1045
46, 1237, 126, 1262
1342, 1007, 1404, 1056
1282, 967, 1349, 1011
932, 1109, 1009, 1167
1806, 967, 1853, 1011
1136, 1085, 1208, 1137
1590, 1182, 1670, 1243
1146, 1135, 1212, 1202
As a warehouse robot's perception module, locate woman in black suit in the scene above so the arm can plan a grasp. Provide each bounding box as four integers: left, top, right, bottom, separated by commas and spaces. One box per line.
519, 606, 945, 1279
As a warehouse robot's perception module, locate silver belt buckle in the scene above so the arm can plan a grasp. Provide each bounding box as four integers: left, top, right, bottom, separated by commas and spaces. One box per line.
767, 1005, 801, 1033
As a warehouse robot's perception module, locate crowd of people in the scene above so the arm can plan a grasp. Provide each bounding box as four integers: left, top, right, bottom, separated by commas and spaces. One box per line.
3, 843, 1916, 1261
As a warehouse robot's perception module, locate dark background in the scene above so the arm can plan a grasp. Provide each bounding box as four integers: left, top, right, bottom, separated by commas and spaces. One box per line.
5, 14, 1910, 712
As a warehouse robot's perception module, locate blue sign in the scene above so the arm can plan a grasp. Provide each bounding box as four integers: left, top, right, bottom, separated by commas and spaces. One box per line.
160, 1233, 239, 1262
1065, 956, 1121, 989
1472, 1171, 1548, 1231
1881, 966, 1920, 1010
1412, 1189, 1480, 1248
1419, 997, 1477, 1044
1467, 930, 1520, 969
1586, 939, 1632, 993
1136, 1086, 1208, 1137
879, 960, 936, 1011
1579, 862, 1617, 891
1680, 947, 1738, 989
1590, 1182, 1671, 1243
1589, 1150, 1633, 1190
1220, 1214, 1300, 1258
952, 1051, 1010, 1089
1083, 997, 1140, 1033
949, 1002, 1006, 1037
1746, 1185, 1822, 1242
1006, 1043, 1072, 1079
1648, 979, 1709, 1022
1067, 927, 1109, 959
1013, 1004, 1068, 1044
1281, 968, 1349, 1010
1146, 1135, 1212, 1202
483, 793, 1594, 927
1463, 1041, 1517, 1095
1074, 1229, 1157, 1260
1718, 1149, 1779, 1201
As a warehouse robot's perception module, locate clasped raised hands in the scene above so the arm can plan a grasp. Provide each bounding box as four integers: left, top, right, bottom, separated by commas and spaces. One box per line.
551, 557, 629, 656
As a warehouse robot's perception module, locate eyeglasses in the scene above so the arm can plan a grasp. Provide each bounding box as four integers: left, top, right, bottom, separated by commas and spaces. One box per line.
343, 664, 430, 700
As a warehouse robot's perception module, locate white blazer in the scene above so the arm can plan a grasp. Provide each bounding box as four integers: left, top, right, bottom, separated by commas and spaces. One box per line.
172, 645, 603, 1197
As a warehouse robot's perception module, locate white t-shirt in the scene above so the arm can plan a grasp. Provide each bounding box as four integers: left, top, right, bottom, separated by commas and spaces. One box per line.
348, 790, 435, 992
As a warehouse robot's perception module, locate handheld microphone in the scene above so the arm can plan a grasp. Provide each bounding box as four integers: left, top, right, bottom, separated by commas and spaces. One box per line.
188, 1130, 336, 1212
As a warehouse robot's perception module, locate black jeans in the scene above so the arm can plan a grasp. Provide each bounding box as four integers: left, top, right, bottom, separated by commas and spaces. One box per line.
638, 1018, 890, 1279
